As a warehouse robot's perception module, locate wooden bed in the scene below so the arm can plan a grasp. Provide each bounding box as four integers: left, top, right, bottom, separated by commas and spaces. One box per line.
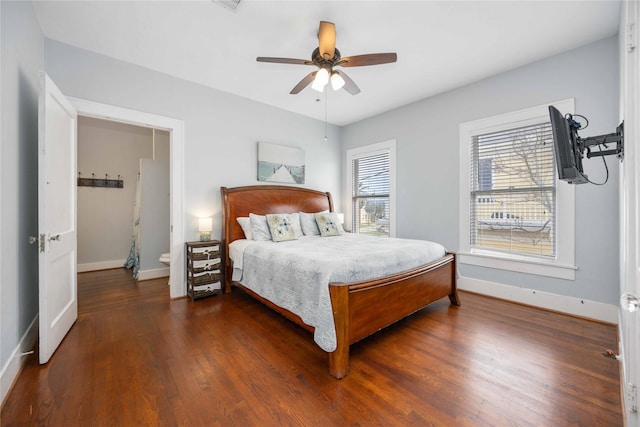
221, 185, 459, 379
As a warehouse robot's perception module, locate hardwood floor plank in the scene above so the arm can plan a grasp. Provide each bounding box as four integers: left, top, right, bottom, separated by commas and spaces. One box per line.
1, 268, 622, 426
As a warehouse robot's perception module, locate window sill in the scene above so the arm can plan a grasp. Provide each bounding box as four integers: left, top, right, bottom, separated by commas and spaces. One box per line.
458, 251, 576, 280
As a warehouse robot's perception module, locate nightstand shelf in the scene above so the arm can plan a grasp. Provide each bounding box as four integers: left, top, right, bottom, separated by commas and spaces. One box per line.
185, 240, 223, 300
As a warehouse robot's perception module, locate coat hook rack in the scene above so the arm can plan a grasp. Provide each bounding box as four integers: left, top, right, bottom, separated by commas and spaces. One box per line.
77, 172, 124, 189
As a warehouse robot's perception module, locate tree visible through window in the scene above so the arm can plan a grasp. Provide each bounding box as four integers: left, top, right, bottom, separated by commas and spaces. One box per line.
470, 122, 556, 257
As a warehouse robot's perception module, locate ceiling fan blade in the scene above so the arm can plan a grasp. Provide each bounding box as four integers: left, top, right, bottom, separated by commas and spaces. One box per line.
257, 57, 314, 65
318, 21, 336, 60
290, 71, 317, 94
336, 53, 397, 67
334, 70, 360, 95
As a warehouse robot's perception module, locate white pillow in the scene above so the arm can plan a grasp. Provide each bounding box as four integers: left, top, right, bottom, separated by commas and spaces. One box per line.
249, 213, 272, 241
299, 210, 329, 236
236, 217, 253, 240
299, 211, 321, 236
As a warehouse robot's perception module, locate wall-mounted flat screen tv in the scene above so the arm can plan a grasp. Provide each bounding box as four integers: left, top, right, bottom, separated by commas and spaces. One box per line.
548, 105, 587, 184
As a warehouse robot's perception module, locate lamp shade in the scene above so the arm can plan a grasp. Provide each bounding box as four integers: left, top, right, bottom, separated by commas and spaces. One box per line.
312, 67, 330, 92
330, 72, 345, 91
198, 217, 213, 232
311, 79, 325, 93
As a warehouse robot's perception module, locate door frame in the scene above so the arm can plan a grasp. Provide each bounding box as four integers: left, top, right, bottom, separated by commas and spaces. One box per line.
69, 97, 186, 298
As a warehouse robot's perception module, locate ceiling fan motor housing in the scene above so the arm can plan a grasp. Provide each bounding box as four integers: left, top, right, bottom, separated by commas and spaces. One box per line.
312, 47, 341, 68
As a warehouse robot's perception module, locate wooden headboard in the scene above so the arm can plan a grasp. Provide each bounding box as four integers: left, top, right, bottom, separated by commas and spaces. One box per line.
220, 185, 334, 291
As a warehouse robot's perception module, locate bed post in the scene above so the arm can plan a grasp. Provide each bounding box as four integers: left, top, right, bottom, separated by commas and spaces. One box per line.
328, 285, 350, 379
447, 253, 460, 306
220, 187, 232, 294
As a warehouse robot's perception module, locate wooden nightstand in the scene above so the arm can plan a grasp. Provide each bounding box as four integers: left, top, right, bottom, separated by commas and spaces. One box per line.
185, 240, 223, 300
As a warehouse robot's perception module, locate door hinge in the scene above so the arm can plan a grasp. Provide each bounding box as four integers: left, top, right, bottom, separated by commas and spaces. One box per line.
627, 383, 638, 413
39, 234, 46, 253
627, 23, 637, 53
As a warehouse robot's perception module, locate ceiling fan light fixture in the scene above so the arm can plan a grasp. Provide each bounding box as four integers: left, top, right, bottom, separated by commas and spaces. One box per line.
311, 79, 325, 93
312, 67, 330, 92
330, 72, 345, 91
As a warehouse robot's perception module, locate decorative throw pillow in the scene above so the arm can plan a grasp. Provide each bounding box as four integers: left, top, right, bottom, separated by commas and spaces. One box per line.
249, 213, 272, 241
314, 212, 341, 237
299, 211, 325, 236
236, 217, 254, 240
289, 213, 304, 238
265, 214, 297, 242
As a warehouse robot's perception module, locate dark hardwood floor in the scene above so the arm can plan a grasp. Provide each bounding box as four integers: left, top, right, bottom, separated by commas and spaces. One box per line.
1, 268, 622, 426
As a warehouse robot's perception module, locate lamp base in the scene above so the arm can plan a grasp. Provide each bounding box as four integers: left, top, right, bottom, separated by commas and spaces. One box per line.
199, 231, 211, 242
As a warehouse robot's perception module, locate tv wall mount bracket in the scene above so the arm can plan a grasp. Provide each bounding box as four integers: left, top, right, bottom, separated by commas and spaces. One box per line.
576, 121, 624, 161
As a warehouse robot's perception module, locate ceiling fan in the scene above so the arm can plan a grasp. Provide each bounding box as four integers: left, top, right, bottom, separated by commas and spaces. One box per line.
256, 21, 397, 95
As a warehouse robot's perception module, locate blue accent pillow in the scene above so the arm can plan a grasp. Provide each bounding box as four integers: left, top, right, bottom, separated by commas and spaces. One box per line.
314, 212, 341, 237
265, 214, 297, 242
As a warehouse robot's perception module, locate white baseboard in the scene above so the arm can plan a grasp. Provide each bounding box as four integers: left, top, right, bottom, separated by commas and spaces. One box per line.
137, 267, 170, 282
1, 315, 38, 406
78, 259, 126, 272
458, 276, 618, 324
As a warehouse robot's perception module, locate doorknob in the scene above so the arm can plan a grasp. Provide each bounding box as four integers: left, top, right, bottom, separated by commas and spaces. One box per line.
28, 236, 38, 244
621, 293, 639, 313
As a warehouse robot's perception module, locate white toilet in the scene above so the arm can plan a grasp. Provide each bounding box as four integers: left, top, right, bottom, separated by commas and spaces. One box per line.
159, 252, 170, 266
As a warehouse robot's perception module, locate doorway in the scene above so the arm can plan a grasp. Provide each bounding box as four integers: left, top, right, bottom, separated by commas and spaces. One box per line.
77, 117, 170, 280
69, 97, 186, 298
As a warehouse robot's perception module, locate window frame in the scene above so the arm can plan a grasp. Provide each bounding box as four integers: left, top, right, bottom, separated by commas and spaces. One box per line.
459, 99, 576, 280
346, 140, 397, 237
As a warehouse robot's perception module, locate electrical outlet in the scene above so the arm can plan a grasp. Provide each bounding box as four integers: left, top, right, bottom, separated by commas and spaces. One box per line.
626, 383, 638, 413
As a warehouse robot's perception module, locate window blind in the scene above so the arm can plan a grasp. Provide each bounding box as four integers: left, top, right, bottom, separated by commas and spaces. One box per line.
351, 151, 390, 236
470, 121, 556, 257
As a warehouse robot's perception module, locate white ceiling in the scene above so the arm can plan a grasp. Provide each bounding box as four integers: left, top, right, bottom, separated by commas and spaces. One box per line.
33, 1, 621, 126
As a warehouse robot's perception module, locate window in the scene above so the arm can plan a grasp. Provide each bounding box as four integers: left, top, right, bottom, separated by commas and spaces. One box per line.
459, 100, 576, 280
471, 122, 555, 258
346, 140, 396, 237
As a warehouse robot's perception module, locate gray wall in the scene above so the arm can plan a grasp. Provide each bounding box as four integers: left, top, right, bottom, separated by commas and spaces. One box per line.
0, 0, 42, 388
44, 39, 343, 242
342, 36, 620, 305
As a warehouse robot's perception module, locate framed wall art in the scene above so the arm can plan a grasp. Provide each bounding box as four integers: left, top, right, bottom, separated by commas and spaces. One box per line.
257, 142, 305, 184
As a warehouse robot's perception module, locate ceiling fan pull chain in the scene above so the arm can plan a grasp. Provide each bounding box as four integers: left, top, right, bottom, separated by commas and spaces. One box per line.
324, 90, 328, 142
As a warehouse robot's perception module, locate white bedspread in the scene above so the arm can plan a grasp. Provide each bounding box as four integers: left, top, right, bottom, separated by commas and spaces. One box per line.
229, 234, 446, 352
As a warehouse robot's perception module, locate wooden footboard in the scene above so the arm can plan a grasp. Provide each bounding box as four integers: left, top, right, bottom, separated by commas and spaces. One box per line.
328, 252, 458, 378
231, 252, 458, 379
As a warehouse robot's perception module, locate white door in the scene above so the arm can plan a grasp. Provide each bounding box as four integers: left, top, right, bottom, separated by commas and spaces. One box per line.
38, 72, 78, 364
621, 0, 640, 421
